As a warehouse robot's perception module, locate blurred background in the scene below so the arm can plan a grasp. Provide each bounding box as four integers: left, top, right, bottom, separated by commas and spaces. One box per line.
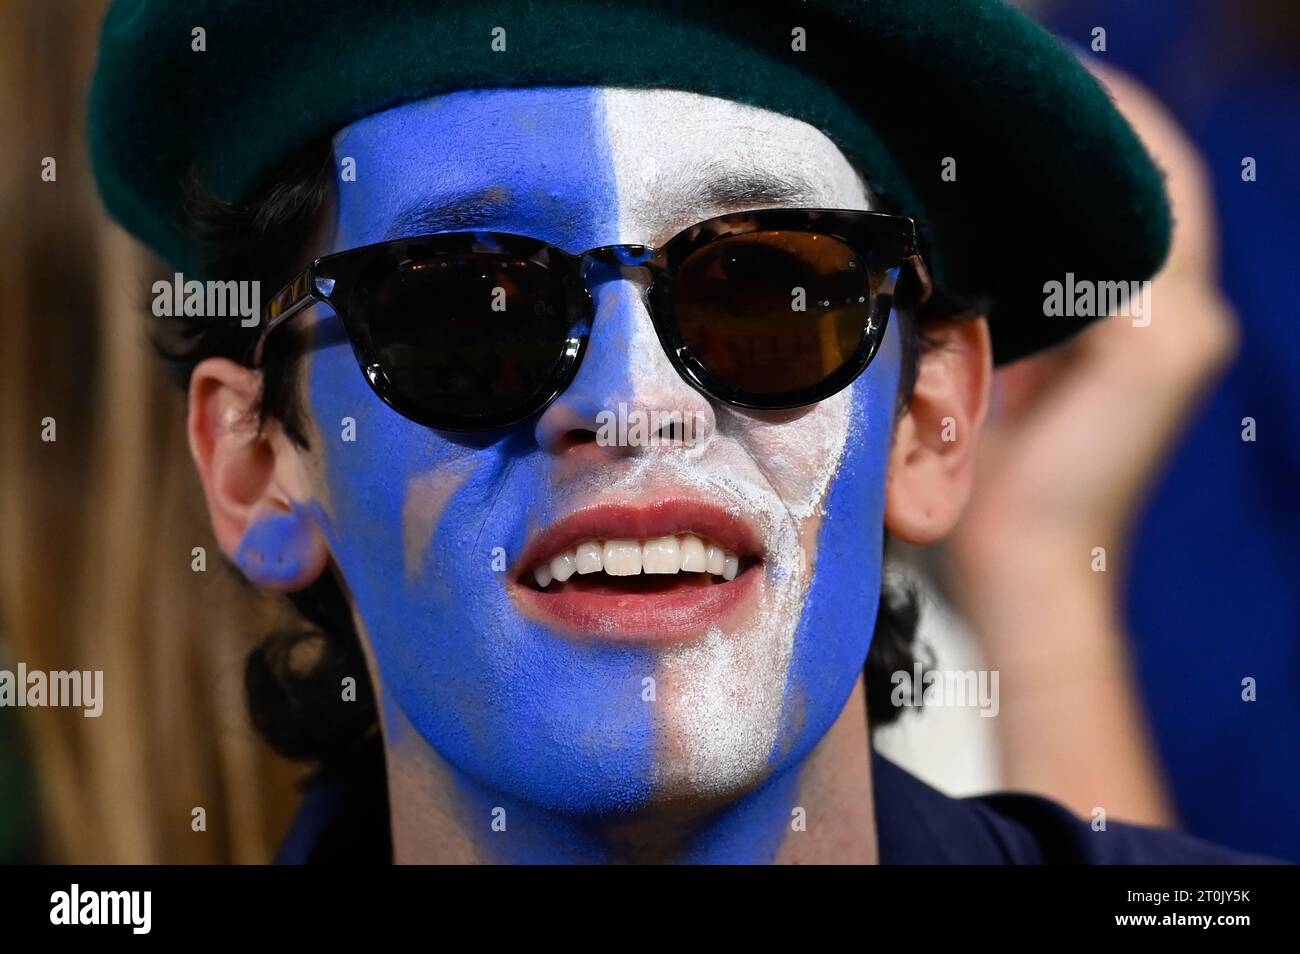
1036, 0, 1300, 863
878, 0, 1300, 864
1, 0, 1297, 862
1, 0, 299, 863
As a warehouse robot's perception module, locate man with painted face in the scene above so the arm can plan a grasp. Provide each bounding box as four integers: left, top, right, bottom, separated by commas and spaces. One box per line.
88, 0, 1261, 863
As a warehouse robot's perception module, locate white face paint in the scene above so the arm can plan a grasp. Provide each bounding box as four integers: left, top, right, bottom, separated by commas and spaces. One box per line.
596, 89, 878, 798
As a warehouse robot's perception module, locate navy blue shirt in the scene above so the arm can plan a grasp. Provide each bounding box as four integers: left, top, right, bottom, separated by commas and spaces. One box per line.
276, 749, 1268, 864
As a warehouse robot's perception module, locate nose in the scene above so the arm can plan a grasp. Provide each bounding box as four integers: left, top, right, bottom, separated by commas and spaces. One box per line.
534, 261, 716, 457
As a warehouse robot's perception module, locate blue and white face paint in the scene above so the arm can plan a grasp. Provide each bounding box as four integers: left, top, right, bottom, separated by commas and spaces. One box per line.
295, 87, 901, 861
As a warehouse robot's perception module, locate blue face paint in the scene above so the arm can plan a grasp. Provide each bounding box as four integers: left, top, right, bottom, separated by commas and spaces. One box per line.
773, 326, 901, 769
235, 506, 318, 587
300, 87, 901, 862
313, 88, 657, 832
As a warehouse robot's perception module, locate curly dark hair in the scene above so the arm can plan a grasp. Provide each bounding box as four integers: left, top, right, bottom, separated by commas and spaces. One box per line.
159, 137, 960, 777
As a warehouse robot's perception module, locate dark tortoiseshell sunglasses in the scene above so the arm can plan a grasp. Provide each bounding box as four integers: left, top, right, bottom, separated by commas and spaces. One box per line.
252, 208, 930, 432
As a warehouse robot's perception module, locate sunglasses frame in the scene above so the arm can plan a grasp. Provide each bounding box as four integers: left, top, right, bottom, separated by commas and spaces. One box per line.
252, 208, 930, 432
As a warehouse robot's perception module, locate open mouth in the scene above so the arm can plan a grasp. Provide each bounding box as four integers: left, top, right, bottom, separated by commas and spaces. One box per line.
527, 533, 746, 590
511, 498, 764, 642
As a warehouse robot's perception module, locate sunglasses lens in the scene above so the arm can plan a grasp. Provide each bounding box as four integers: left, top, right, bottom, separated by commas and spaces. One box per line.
672, 231, 878, 397
364, 255, 573, 427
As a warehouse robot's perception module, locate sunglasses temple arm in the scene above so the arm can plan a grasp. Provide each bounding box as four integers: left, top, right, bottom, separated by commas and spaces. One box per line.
250, 267, 321, 366
906, 253, 934, 305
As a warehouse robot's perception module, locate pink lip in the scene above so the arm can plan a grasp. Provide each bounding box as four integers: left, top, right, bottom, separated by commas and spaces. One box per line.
510, 496, 764, 643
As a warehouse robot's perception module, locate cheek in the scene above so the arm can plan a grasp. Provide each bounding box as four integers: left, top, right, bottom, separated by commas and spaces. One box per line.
306, 336, 422, 536
728, 395, 855, 522
769, 325, 902, 755
809, 322, 902, 560
808, 323, 902, 620
302, 332, 496, 736
301, 325, 493, 643
301, 323, 661, 812
728, 320, 901, 570
304, 322, 493, 596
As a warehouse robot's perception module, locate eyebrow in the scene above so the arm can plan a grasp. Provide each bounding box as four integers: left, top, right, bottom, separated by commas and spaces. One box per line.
385, 188, 517, 239
382, 163, 828, 242
685, 162, 824, 207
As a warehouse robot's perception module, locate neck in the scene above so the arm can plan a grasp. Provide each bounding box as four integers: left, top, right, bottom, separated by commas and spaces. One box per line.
381, 676, 878, 864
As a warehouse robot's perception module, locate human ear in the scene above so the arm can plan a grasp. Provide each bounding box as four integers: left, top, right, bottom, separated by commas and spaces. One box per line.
883, 317, 993, 544
186, 357, 328, 590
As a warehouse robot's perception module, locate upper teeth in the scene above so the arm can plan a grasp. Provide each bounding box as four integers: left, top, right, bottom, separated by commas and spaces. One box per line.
531, 533, 741, 588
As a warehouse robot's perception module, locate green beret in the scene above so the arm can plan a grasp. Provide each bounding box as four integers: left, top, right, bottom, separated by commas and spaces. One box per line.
88, 0, 1170, 363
